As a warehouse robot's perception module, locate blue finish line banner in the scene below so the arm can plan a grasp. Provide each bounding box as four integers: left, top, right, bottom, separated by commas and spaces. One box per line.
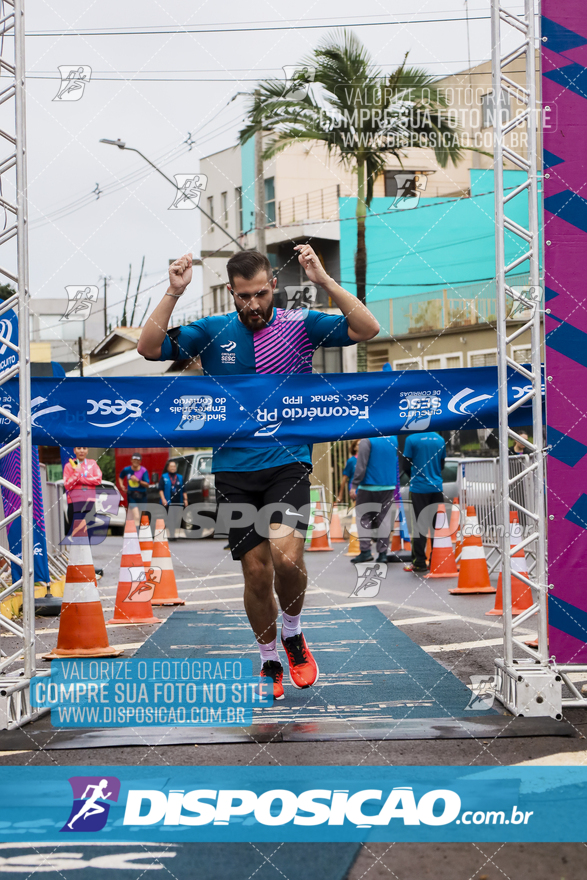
0, 766, 584, 842
0, 366, 539, 447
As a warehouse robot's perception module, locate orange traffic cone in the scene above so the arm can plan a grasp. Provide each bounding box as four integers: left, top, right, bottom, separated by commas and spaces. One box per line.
449, 499, 460, 545
346, 507, 360, 556
486, 513, 533, 616
138, 513, 154, 571
449, 506, 496, 594
426, 504, 459, 578
306, 504, 332, 551
108, 519, 160, 624
454, 530, 462, 566
330, 505, 345, 542
390, 508, 403, 552
151, 518, 185, 605
426, 535, 432, 563
44, 524, 123, 658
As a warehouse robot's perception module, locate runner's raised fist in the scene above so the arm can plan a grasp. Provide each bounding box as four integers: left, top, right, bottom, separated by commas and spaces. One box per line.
294, 243, 329, 286
169, 253, 193, 293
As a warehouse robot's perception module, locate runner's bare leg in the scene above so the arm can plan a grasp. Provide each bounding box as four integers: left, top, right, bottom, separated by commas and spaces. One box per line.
241, 541, 278, 643
269, 528, 306, 618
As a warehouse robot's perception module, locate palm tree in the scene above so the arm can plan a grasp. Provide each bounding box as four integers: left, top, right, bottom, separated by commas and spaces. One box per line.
240, 30, 464, 369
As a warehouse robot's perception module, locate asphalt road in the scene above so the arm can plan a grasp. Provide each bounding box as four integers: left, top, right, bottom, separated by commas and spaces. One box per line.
2, 534, 586, 878
1, 532, 585, 766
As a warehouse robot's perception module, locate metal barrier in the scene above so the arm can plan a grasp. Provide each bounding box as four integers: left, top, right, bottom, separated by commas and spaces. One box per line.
457, 456, 535, 576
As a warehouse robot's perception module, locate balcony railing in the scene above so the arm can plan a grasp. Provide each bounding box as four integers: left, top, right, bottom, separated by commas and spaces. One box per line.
384, 273, 532, 336
277, 184, 353, 226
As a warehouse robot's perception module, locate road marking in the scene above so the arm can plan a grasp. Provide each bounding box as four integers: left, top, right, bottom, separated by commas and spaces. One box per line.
99, 582, 244, 593
393, 614, 460, 626
423, 637, 505, 653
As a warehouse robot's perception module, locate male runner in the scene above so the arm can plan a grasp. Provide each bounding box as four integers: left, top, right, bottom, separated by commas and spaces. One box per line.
138, 245, 379, 699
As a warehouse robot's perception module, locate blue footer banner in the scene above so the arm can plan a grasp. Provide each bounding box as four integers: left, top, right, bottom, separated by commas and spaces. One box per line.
0, 766, 584, 842
0, 366, 539, 447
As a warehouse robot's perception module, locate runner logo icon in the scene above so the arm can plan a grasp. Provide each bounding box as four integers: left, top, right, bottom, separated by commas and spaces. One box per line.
350, 562, 388, 598
220, 341, 237, 363
61, 776, 121, 832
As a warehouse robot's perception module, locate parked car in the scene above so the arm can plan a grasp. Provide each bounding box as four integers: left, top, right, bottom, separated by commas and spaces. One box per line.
56, 479, 126, 535
146, 450, 217, 537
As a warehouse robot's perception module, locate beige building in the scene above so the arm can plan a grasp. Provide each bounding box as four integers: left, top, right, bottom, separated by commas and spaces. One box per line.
196, 53, 539, 387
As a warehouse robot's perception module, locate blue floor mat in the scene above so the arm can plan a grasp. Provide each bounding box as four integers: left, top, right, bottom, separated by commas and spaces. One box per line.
136, 605, 495, 722
0, 843, 360, 879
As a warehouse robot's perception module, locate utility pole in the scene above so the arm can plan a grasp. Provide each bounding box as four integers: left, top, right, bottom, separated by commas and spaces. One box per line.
102, 275, 109, 337
254, 90, 267, 256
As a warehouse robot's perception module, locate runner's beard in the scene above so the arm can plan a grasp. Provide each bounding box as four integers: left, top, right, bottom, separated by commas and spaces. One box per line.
235, 295, 274, 331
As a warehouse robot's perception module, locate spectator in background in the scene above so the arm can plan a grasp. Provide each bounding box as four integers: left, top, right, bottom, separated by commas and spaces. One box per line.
337, 439, 360, 504
509, 432, 529, 455
350, 435, 398, 564
63, 447, 102, 547
159, 460, 188, 541
118, 453, 150, 519
401, 431, 446, 573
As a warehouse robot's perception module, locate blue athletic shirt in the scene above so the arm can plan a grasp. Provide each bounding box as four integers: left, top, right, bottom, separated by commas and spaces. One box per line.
158, 307, 355, 472
403, 432, 446, 493
342, 455, 357, 482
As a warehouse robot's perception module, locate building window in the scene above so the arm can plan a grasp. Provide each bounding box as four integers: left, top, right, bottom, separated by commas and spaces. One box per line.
393, 357, 422, 370
367, 346, 390, 371
424, 352, 463, 370
313, 346, 342, 373
211, 285, 232, 315
512, 346, 532, 364
37, 314, 84, 341
265, 177, 276, 226
385, 171, 417, 199
481, 90, 511, 128
207, 196, 214, 232
235, 186, 243, 234
468, 349, 497, 367
221, 191, 228, 228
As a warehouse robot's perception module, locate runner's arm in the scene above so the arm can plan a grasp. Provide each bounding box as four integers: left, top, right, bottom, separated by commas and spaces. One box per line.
294, 244, 379, 342
137, 253, 193, 359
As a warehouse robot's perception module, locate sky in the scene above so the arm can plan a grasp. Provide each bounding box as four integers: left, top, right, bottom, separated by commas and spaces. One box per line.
19, 0, 524, 330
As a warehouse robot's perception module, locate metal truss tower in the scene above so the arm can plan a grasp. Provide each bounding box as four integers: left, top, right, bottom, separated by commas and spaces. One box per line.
0, 0, 46, 729
491, 0, 563, 716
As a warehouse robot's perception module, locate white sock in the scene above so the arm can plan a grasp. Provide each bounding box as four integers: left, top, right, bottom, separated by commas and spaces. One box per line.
258, 637, 279, 664
281, 611, 302, 639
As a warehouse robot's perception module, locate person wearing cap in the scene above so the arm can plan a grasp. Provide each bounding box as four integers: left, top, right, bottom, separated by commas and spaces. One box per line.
158, 460, 188, 541
118, 453, 150, 519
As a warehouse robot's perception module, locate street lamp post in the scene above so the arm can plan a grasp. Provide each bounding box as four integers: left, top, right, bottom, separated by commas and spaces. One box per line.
99, 139, 244, 251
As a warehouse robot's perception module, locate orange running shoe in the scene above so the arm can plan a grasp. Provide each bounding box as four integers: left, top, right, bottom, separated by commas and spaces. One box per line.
260, 660, 284, 700
281, 632, 319, 689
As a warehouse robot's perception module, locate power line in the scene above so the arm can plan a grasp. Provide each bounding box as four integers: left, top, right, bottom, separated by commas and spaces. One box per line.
29, 111, 245, 229
26, 69, 527, 82
24, 14, 496, 37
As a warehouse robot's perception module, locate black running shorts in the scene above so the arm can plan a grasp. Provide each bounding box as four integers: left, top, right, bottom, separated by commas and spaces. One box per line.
214, 462, 312, 560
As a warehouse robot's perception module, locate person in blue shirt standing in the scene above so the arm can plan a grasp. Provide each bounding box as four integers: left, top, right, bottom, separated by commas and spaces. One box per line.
118, 453, 150, 522
336, 439, 359, 504
158, 460, 188, 541
350, 436, 398, 563
401, 432, 446, 573
138, 246, 379, 700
